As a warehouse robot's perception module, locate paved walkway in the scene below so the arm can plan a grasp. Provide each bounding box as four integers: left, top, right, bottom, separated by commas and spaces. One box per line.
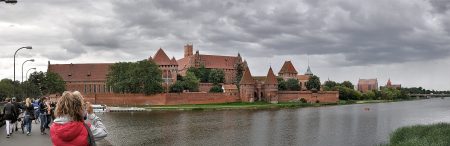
0, 121, 112, 146
0, 121, 52, 146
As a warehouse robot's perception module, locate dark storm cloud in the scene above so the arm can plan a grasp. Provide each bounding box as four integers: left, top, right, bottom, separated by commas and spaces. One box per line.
106, 0, 450, 66
2, 0, 450, 64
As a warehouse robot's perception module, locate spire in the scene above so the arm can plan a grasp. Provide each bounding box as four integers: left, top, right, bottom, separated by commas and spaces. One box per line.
265, 67, 278, 85
240, 66, 255, 85
305, 65, 313, 75
387, 78, 392, 86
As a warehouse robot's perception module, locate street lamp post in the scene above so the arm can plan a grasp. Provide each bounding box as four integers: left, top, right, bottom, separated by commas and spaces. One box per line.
24, 67, 36, 97
13, 46, 32, 97
22, 59, 35, 83
0, 0, 18, 4
25, 68, 36, 81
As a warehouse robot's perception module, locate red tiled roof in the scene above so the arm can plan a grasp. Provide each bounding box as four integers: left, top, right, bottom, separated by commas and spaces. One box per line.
198, 55, 239, 69
265, 67, 278, 84
358, 79, 378, 85
297, 75, 310, 81
177, 54, 240, 72
170, 57, 178, 65
177, 57, 191, 74
279, 61, 298, 74
48, 63, 112, 82
240, 67, 255, 85
153, 48, 172, 66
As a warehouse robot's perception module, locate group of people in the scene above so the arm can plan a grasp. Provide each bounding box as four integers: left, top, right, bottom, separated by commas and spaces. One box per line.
2, 91, 107, 146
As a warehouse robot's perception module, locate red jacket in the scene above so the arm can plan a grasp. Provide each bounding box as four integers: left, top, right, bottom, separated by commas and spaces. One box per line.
50, 121, 89, 146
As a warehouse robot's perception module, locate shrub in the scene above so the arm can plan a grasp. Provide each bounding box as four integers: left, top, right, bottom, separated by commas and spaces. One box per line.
299, 98, 307, 103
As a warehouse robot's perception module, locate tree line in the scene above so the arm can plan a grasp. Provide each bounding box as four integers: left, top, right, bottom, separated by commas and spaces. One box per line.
0, 71, 66, 101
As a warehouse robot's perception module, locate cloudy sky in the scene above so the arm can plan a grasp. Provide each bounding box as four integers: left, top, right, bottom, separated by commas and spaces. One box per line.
1, 0, 450, 90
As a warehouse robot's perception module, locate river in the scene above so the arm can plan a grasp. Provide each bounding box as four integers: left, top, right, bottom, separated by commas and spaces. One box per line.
98, 97, 450, 146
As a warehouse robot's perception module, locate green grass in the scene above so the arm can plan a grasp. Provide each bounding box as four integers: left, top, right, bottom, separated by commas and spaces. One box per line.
384, 123, 450, 146
144, 101, 337, 111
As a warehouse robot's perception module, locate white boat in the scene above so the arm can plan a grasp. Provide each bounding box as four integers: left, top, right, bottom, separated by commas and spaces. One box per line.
92, 104, 109, 113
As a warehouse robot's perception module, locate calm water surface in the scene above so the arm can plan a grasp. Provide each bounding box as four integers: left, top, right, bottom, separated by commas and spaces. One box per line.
98, 98, 450, 146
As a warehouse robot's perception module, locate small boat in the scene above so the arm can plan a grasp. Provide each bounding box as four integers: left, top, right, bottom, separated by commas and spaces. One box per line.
364, 107, 370, 111
92, 104, 109, 113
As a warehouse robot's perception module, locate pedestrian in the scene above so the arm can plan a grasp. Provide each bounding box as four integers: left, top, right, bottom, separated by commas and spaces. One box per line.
3, 98, 17, 138
33, 98, 40, 124
38, 97, 48, 135
45, 98, 52, 129
11, 97, 21, 132
50, 91, 107, 146
23, 98, 35, 135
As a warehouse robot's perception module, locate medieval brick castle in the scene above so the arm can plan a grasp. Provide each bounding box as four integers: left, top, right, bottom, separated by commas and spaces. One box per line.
48, 44, 339, 104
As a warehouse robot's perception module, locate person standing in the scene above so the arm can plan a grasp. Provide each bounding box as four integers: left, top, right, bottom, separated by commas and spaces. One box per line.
38, 97, 48, 135
3, 98, 17, 138
23, 98, 35, 135
50, 91, 107, 146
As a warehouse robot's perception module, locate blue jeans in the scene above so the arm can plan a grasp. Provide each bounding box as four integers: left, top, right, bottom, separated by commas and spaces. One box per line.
24, 115, 32, 133
39, 114, 47, 133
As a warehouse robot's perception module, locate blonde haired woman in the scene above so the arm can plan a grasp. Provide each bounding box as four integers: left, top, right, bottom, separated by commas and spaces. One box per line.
50, 91, 107, 146
23, 98, 35, 135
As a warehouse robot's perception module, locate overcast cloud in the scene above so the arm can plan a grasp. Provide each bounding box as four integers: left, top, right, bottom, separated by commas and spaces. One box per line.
1, 0, 450, 90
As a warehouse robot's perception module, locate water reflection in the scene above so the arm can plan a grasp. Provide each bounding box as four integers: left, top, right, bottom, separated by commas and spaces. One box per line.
100, 98, 450, 146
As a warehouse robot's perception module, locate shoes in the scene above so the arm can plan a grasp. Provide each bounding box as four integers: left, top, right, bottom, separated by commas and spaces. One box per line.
27, 132, 31, 136
41, 132, 47, 135
6, 134, 10, 138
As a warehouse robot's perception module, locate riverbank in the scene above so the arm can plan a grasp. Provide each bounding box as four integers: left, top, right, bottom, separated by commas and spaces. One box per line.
143, 99, 395, 111
144, 102, 336, 111
383, 123, 450, 146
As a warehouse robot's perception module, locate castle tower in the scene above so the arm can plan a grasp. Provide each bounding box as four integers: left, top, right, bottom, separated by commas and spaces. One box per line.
184, 43, 193, 57
263, 67, 279, 103
305, 65, 313, 76
278, 61, 298, 80
239, 66, 256, 102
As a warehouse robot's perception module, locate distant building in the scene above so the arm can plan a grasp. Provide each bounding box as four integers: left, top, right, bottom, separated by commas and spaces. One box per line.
177, 44, 244, 84
47, 62, 113, 94
357, 79, 378, 93
381, 78, 401, 89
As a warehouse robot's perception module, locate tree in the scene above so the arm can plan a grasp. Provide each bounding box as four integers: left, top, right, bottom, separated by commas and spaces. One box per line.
277, 77, 287, 91
323, 80, 338, 91
209, 69, 225, 84
286, 79, 301, 91
234, 63, 244, 87
42, 72, 66, 95
106, 60, 164, 95
187, 65, 210, 83
169, 82, 184, 93
306, 75, 321, 90
361, 90, 376, 100
337, 86, 361, 100
182, 72, 199, 92
341, 81, 354, 89
0, 79, 14, 100
209, 84, 223, 93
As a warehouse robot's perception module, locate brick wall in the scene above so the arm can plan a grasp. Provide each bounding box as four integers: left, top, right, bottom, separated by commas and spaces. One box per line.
278, 91, 339, 103
82, 92, 239, 106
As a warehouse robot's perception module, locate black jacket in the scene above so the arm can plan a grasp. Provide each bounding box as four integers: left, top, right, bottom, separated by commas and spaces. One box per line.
3, 102, 16, 120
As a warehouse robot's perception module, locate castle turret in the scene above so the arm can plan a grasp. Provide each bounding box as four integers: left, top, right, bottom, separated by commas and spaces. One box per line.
264, 67, 279, 103
305, 65, 313, 76
278, 61, 298, 80
239, 66, 256, 102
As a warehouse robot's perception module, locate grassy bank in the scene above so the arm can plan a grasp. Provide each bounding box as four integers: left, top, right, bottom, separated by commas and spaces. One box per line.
145, 101, 338, 111
384, 123, 450, 146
